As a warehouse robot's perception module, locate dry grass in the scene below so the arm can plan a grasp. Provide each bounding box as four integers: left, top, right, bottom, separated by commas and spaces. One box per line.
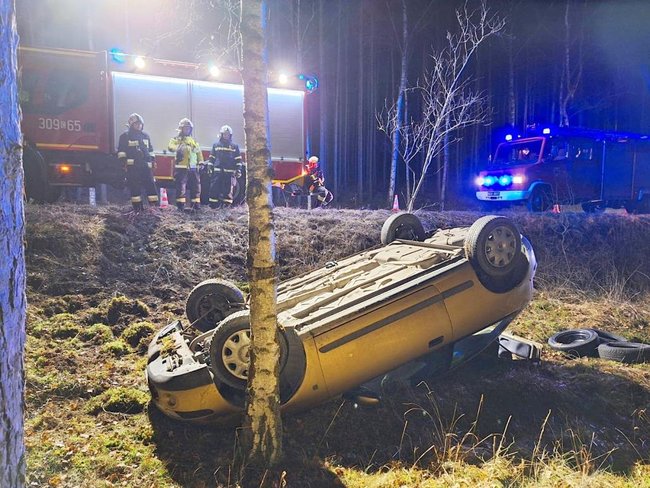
22, 203, 650, 487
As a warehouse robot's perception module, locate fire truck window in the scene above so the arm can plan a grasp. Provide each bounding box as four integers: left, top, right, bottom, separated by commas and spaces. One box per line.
573, 142, 594, 160
551, 141, 569, 160
41, 69, 89, 115
18, 70, 40, 113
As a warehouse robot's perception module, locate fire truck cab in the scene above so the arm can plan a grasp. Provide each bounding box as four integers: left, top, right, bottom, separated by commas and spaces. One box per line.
19, 47, 309, 203
475, 125, 650, 213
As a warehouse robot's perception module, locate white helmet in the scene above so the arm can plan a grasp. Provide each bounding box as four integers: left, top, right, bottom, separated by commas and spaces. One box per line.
178, 118, 194, 130
220, 125, 233, 136
126, 113, 144, 128
308, 156, 319, 163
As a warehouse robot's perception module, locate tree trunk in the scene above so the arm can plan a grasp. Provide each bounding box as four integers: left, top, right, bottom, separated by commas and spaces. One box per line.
440, 114, 450, 211
239, 0, 282, 468
0, 1, 27, 486
356, 10, 364, 205
389, 0, 408, 207
318, 0, 328, 180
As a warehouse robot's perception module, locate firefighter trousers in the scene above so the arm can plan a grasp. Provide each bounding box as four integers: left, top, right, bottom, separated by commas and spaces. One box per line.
174, 168, 201, 209
126, 163, 158, 210
208, 170, 236, 207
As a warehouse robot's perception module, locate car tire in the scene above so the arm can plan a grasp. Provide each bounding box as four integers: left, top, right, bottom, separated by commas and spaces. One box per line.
526, 186, 552, 212
185, 279, 246, 332
380, 212, 427, 245
209, 310, 289, 390
464, 215, 528, 293
596, 341, 650, 364
547, 329, 600, 357
589, 328, 627, 343
581, 202, 605, 214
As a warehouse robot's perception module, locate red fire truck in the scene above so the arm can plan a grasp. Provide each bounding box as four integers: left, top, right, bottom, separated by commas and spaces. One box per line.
475, 124, 650, 213
19, 46, 309, 203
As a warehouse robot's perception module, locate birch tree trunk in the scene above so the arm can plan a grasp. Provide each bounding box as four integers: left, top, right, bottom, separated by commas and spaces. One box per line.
0, 1, 27, 486
240, 0, 282, 468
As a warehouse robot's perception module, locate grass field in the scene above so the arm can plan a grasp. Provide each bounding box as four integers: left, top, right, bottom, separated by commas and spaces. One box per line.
24, 204, 650, 487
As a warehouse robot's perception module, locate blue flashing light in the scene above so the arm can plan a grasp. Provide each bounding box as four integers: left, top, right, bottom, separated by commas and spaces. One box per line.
483, 176, 496, 187
298, 74, 306, 80
305, 76, 318, 93
109, 47, 126, 64
542, 127, 551, 135
499, 175, 512, 186
505, 134, 513, 141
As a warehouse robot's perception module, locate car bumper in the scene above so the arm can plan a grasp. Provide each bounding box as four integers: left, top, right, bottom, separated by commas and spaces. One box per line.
476, 190, 530, 202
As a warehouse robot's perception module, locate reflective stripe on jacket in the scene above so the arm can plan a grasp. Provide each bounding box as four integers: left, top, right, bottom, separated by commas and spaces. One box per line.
168, 136, 204, 169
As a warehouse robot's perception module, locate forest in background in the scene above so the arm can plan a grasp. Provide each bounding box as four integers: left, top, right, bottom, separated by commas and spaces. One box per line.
16, 0, 650, 207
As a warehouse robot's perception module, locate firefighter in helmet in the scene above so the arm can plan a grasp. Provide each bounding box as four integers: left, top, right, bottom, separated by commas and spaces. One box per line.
117, 113, 159, 212
168, 118, 203, 211
304, 156, 333, 208
207, 125, 243, 208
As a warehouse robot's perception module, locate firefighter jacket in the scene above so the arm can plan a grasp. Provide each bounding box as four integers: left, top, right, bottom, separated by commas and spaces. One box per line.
208, 139, 242, 174
168, 136, 204, 169
117, 128, 154, 168
305, 166, 325, 193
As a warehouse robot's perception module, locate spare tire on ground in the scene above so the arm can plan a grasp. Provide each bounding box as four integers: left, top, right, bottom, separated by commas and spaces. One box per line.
547, 329, 600, 357
596, 341, 650, 364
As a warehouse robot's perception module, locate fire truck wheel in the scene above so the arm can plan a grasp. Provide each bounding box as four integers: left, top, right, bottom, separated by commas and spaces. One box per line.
23, 145, 60, 203
581, 202, 605, 214
185, 279, 246, 332
465, 215, 528, 293
526, 186, 552, 212
381, 213, 427, 245
209, 310, 289, 390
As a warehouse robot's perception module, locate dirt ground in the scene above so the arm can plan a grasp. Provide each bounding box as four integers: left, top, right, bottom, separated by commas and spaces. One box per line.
23, 203, 650, 487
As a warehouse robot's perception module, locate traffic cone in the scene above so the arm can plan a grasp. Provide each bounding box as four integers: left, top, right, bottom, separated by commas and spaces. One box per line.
392, 194, 400, 212
551, 203, 561, 213
160, 187, 169, 208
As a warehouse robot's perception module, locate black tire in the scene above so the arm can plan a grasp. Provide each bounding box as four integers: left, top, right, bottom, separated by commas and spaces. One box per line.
23, 145, 60, 203
464, 215, 528, 293
581, 202, 605, 214
589, 328, 627, 343
232, 166, 247, 206
596, 341, 650, 364
547, 329, 600, 357
380, 212, 427, 245
526, 185, 552, 212
185, 279, 246, 332
209, 310, 288, 390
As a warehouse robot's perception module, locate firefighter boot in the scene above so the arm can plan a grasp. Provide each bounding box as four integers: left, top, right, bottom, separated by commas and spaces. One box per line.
192, 202, 201, 212
176, 203, 185, 211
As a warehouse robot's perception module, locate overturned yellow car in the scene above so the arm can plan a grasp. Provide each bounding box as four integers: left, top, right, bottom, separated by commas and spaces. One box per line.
146, 214, 537, 422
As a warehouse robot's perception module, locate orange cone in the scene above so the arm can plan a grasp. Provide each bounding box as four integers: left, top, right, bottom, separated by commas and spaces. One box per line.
551, 203, 561, 213
392, 194, 400, 212
160, 187, 169, 208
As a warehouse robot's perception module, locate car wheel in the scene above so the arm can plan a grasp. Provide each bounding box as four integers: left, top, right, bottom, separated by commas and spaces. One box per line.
464, 215, 528, 293
581, 202, 605, 214
547, 329, 600, 357
209, 310, 288, 390
380, 212, 427, 245
526, 186, 552, 212
185, 279, 246, 332
596, 341, 650, 364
